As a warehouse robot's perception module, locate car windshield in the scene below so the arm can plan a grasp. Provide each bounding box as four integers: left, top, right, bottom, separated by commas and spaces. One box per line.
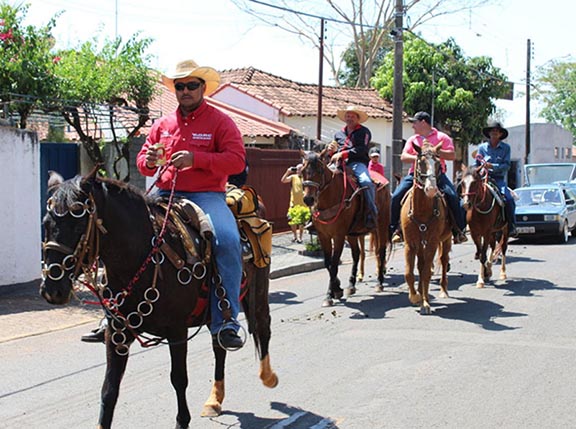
516, 188, 563, 206
525, 164, 576, 185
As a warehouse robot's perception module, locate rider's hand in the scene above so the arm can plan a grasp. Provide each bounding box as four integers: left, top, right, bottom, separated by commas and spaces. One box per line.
327, 141, 338, 154
145, 145, 160, 168
170, 150, 194, 169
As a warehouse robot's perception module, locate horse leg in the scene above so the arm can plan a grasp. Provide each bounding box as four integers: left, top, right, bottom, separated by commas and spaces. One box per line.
356, 235, 365, 283
499, 233, 508, 280
346, 236, 360, 297
245, 265, 278, 388
417, 253, 433, 315
404, 247, 420, 305
168, 329, 191, 429
201, 346, 226, 417
475, 236, 487, 288
374, 227, 387, 291
98, 333, 132, 429
438, 239, 451, 299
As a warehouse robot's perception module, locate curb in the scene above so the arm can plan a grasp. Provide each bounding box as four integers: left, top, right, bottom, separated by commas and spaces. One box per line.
269, 260, 325, 279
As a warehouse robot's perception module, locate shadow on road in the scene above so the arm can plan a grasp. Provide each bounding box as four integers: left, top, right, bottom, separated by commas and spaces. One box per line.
224, 401, 339, 429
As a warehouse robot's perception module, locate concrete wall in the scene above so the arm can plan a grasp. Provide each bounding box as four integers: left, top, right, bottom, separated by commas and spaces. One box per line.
0, 126, 41, 287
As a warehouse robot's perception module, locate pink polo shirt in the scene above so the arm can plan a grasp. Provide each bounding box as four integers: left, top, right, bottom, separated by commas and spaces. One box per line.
137, 100, 245, 192
403, 127, 454, 174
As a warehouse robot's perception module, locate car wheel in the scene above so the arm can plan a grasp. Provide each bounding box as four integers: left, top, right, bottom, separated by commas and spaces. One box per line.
558, 220, 569, 243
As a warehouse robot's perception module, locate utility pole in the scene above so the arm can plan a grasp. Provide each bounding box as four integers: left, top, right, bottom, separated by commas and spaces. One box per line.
391, 0, 404, 190
316, 19, 326, 142
525, 39, 531, 165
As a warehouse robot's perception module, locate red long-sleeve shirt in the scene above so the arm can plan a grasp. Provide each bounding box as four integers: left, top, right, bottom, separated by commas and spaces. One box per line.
137, 100, 245, 192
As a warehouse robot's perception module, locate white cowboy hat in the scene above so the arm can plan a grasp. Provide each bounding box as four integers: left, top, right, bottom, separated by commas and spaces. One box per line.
336, 106, 369, 123
161, 59, 220, 95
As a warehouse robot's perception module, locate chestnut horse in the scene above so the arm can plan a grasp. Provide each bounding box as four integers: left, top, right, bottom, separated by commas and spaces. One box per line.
459, 164, 509, 288
301, 150, 390, 307
40, 171, 277, 429
400, 143, 452, 315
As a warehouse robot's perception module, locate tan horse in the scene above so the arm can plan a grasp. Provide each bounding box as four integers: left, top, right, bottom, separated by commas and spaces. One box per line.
301, 150, 390, 307
459, 164, 509, 288
400, 143, 452, 315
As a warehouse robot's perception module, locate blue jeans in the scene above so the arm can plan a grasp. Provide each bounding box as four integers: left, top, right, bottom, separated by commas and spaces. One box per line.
493, 177, 516, 230
159, 191, 242, 335
349, 161, 377, 218
390, 173, 466, 233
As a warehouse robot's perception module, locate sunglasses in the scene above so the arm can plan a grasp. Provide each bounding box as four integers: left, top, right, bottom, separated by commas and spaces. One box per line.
174, 81, 203, 91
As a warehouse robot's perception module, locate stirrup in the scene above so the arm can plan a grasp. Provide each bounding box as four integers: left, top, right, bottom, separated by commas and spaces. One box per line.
391, 229, 403, 243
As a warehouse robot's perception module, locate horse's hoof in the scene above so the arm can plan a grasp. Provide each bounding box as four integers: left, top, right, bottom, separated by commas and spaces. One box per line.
262, 372, 279, 388
476, 282, 485, 289
374, 285, 384, 293
201, 404, 222, 417
420, 306, 432, 315
345, 287, 356, 298
333, 290, 344, 300
322, 298, 334, 307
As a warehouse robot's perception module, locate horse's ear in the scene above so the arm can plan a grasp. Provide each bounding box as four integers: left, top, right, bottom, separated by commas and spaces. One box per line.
414, 144, 422, 155
433, 142, 443, 154
47, 171, 64, 191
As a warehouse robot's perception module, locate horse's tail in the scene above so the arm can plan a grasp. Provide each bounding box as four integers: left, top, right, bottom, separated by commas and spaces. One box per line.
244, 263, 271, 360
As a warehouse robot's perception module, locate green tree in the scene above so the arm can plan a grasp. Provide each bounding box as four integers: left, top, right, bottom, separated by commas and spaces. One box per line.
535, 59, 576, 139
339, 28, 391, 87
0, 3, 60, 129
54, 35, 159, 179
371, 33, 509, 152
231, 0, 493, 87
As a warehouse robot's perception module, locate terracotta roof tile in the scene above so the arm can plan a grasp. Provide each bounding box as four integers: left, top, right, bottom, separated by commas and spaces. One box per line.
143, 79, 294, 138
218, 67, 393, 120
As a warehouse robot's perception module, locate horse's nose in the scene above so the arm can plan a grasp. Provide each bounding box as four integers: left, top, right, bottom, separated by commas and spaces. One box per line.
303, 195, 314, 207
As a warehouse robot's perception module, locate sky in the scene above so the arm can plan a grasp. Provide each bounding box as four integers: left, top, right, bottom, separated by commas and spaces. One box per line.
10, 0, 576, 128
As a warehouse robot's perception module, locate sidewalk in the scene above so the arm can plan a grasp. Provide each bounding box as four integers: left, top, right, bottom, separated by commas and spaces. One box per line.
269, 230, 325, 279
0, 231, 326, 342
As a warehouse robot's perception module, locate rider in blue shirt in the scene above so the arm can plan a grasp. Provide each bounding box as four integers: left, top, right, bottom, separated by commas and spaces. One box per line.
475, 121, 518, 237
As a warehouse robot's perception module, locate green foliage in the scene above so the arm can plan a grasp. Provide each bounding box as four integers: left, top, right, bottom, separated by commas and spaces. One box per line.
45, 124, 67, 142
536, 60, 576, 139
305, 235, 322, 252
288, 205, 311, 226
339, 28, 393, 87
371, 33, 510, 147
0, 3, 61, 128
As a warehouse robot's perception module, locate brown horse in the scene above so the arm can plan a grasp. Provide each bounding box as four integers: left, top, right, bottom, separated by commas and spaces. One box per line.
40, 171, 277, 429
459, 164, 509, 288
400, 143, 452, 315
301, 150, 390, 307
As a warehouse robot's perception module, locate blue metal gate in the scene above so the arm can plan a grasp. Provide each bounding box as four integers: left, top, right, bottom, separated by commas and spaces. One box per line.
40, 142, 80, 223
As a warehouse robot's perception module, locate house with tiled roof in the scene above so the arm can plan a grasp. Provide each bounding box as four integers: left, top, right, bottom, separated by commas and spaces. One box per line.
212, 67, 413, 172
146, 81, 301, 147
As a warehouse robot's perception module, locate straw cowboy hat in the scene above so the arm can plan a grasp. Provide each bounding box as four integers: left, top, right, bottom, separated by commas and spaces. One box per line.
482, 121, 509, 140
161, 59, 220, 95
336, 106, 369, 123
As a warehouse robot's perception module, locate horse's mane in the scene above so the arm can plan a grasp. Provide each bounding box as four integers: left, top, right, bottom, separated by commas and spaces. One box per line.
50, 174, 149, 212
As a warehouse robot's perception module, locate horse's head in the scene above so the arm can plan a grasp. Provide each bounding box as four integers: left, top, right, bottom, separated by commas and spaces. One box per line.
300, 149, 332, 208
414, 142, 442, 198
40, 171, 98, 305
459, 165, 487, 211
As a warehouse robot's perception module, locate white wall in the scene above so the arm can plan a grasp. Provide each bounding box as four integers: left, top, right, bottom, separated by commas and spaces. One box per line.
216, 87, 279, 121
0, 126, 41, 287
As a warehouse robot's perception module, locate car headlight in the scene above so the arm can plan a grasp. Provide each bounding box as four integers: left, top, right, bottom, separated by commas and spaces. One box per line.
544, 214, 560, 221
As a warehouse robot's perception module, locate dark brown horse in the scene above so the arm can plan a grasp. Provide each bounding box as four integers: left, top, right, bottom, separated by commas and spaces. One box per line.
40, 170, 277, 429
301, 150, 390, 307
400, 143, 452, 315
459, 164, 509, 288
